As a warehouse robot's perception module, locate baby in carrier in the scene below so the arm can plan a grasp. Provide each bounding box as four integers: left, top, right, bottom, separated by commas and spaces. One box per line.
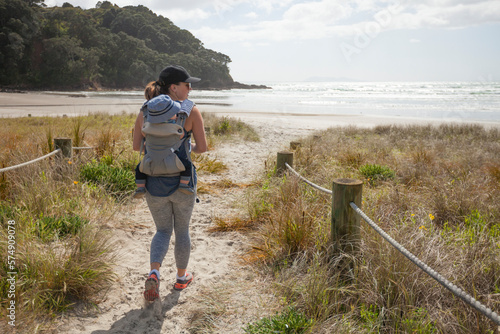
134, 94, 195, 198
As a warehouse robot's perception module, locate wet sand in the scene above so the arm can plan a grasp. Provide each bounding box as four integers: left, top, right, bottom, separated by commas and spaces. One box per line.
1, 91, 499, 130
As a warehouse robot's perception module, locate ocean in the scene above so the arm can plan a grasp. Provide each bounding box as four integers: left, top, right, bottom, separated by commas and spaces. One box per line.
76, 81, 500, 122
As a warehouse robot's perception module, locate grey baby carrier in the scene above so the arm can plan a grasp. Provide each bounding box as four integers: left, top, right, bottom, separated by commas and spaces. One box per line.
139, 95, 194, 176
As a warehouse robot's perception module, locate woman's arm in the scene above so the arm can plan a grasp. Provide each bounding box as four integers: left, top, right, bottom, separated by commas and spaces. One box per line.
133, 111, 144, 151
187, 106, 207, 154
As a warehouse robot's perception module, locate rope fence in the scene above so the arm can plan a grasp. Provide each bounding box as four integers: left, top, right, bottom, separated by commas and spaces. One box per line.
0, 138, 93, 173
349, 202, 500, 326
280, 152, 500, 327
285, 163, 332, 194
0, 149, 61, 173
73, 146, 94, 150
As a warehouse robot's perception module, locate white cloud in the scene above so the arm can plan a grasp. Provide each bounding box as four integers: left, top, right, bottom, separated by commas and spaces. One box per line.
245, 12, 258, 19
191, 1, 358, 44
151, 0, 244, 11
252, 0, 295, 13
410, 38, 421, 43
45, 0, 500, 45
391, 1, 500, 29
192, 0, 500, 46
283, 1, 353, 24
150, 0, 292, 14
156, 8, 212, 23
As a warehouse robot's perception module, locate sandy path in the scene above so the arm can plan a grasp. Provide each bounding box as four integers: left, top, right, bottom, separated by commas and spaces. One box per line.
53, 112, 328, 334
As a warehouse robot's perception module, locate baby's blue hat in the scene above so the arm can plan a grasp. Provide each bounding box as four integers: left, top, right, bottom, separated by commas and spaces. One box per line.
143, 95, 194, 123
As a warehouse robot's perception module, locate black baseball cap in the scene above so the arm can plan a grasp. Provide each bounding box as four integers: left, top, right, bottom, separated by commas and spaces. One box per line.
158, 65, 201, 86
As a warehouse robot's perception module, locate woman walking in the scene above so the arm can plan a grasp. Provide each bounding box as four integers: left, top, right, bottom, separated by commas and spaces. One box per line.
132, 65, 207, 301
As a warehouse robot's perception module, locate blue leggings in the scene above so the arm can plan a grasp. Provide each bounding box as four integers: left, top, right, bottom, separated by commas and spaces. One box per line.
145, 189, 196, 269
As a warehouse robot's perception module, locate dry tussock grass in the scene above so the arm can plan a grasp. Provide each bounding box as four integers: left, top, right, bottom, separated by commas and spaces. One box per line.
0, 114, 135, 331
0, 112, 259, 331
202, 112, 260, 143
242, 123, 500, 333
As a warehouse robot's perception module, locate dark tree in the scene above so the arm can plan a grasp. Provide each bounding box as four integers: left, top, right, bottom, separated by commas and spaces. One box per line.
0, 2, 235, 89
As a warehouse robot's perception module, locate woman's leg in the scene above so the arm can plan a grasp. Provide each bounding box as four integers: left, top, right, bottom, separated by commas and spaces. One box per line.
145, 189, 196, 273
144, 193, 176, 300
145, 193, 175, 268
170, 189, 196, 274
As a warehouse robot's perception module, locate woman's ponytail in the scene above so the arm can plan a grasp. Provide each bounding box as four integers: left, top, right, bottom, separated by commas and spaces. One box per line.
144, 80, 169, 100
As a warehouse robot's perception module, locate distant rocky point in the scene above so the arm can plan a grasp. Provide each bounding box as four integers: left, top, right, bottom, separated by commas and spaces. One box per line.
229, 81, 271, 90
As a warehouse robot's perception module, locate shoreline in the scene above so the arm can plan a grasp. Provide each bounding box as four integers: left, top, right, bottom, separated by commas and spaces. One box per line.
1, 92, 499, 130
0, 81, 271, 94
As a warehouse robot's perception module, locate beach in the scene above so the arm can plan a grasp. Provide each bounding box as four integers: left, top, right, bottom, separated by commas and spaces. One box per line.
0, 92, 141, 117
2, 90, 499, 332
1, 91, 499, 130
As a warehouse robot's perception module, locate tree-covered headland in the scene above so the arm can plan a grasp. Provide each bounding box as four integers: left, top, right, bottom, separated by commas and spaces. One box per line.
0, 0, 259, 90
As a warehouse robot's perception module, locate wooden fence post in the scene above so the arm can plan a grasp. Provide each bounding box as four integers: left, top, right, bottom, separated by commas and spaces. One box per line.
276, 151, 293, 175
331, 178, 363, 253
54, 138, 72, 159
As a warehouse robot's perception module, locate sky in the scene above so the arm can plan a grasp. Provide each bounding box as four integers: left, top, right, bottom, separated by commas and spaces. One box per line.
44, 0, 500, 83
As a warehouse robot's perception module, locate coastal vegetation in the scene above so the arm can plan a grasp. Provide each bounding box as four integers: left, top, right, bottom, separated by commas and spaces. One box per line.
0, 113, 134, 331
0, 112, 256, 331
0, 0, 239, 89
202, 112, 261, 144
229, 123, 499, 333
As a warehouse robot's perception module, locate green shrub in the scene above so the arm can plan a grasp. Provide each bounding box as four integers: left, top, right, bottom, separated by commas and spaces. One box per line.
79, 158, 135, 198
215, 117, 231, 135
360, 303, 381, 330
359, 163, 395, 181
442, 210, 500, 246
0, 203, 18, 225
400, 308, 437, 334
244, 307, 314, 334
34, 214, 89, 241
